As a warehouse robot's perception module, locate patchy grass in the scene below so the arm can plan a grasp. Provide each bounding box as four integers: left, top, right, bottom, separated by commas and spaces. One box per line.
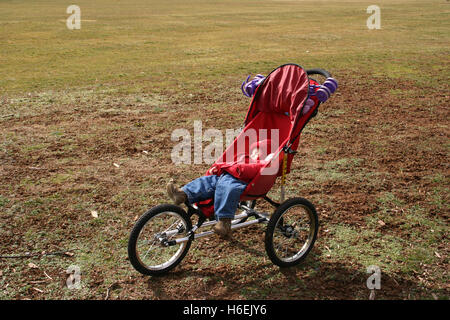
0, 0, 449, 300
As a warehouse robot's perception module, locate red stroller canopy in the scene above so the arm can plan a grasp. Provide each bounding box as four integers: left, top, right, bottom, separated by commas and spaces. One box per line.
244, 63, 310, 144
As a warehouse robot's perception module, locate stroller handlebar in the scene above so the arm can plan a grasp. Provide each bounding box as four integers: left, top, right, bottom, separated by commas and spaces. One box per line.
306, 68, 331, 79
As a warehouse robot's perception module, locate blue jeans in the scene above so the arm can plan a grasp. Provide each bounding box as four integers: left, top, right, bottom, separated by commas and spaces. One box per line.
182, 173, 248, 220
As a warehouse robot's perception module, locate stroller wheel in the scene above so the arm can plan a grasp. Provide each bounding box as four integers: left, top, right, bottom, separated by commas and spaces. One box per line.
265, 198, 318, 267
128, 204, 192, 276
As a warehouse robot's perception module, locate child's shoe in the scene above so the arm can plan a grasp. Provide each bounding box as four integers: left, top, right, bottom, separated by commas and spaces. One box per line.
213, 218, 232, 239
166, 180, 187, 205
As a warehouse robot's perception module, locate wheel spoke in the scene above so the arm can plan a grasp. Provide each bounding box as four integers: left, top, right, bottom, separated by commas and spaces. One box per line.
266, 199, 318, 266
129, 206, 192, 275
142, 238, 158, 260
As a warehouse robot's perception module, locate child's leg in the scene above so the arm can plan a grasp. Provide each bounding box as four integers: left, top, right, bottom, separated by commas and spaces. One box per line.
182, 175, 219, 204
214, 173, 248, 220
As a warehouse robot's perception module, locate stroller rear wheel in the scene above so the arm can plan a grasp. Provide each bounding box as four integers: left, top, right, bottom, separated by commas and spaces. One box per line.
265, 197, 318, 267
128, 204, 192, 275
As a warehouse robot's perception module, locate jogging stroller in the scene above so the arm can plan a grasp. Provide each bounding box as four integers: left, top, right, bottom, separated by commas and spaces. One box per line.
128, 63, 337, 275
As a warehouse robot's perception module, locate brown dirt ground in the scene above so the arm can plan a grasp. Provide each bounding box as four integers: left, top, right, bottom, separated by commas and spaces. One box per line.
0, 71, 448, 300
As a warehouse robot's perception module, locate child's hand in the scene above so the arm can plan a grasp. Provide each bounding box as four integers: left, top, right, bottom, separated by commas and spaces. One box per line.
208, 166, 219, 175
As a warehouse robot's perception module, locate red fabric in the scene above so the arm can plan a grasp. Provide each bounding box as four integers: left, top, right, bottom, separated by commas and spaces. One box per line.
218, 113, 290, 165
211, 139, 273, 183
214, 158, 270, 183
245, 64, 309, 129
196, 199, 215, 218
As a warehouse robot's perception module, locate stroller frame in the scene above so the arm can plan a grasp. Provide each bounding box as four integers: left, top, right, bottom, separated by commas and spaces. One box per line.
128, 65, 332, 276
180, 198, 275, 244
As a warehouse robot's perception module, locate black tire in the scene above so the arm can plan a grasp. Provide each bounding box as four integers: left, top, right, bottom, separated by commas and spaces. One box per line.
306, 68, 332, 78
265, 198, 318, 267
128, 204, 192, 276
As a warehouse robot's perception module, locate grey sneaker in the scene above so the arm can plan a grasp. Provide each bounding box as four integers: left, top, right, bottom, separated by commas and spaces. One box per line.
166, 180, 187, 205
213, 218, 232, 239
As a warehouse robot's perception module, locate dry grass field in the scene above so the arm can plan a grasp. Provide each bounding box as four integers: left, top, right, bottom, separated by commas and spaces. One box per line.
0, 0, 448, 299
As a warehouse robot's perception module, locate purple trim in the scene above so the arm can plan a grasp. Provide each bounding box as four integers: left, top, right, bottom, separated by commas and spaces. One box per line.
241, 74, 265, 98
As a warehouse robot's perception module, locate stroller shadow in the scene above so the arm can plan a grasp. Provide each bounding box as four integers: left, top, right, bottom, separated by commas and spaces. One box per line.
144, 237, 444, 300
227, 237, 268, 258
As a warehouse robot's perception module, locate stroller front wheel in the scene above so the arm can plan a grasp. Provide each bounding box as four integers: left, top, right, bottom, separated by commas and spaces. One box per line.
128, 204, 192, 276
264, 197, 318, 267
